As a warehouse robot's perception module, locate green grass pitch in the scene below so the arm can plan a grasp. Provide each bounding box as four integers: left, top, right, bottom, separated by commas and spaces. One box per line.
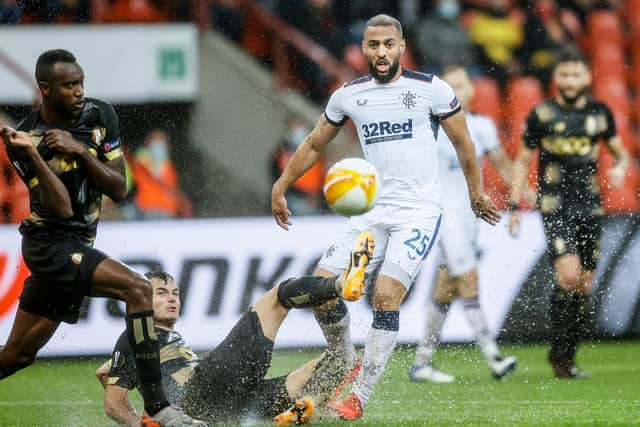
0, 342, 638, 426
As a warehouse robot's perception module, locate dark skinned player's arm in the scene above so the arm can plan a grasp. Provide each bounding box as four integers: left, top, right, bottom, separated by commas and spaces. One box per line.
24, 143, 74, 219
43, 129, 127, 202
77, 151, 127, 202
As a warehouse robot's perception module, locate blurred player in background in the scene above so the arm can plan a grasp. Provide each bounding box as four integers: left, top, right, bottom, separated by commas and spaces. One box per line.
271, 14, 500, 420
97, 232, 373, 426
509, 49, 629, 378
410, 65, 517, 383
0, 49, 202, 426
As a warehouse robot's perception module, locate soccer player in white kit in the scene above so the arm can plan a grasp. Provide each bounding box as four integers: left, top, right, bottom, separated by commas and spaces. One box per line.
410, 65, 517, 384
271, 15, 500, 420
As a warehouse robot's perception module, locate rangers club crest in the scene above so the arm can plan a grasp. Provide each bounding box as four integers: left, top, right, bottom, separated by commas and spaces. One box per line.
400, 91, 417, 110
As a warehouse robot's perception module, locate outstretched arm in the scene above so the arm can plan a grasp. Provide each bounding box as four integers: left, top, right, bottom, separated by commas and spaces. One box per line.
508, 145, 534, 236
440, 112, 500, 225
272, 114, 341, 230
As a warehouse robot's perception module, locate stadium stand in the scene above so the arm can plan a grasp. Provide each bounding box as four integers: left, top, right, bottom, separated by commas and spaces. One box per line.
0, 0, 637, 220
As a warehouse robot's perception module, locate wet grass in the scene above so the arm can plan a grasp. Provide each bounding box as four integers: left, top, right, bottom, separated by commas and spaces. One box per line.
0, 341, 638, 426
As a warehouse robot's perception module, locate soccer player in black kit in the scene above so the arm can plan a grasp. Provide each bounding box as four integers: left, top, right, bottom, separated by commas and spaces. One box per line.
97, 234, 374, 426
0, 49, 204, 426
509, 50, 629, 378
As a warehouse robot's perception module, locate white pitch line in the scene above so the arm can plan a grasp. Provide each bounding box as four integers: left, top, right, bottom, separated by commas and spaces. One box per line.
382, 399, 639, 405
0, 401, 101, 406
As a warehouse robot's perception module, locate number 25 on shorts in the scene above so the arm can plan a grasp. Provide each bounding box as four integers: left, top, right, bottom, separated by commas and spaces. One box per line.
404, 228, 430, 260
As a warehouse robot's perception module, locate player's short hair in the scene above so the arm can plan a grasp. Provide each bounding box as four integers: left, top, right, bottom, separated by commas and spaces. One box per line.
145, 269, 175, 285
441, 64, 468, 78
553, 48, 590, 70
35, 49, 77, 82
365, 14, 403, 39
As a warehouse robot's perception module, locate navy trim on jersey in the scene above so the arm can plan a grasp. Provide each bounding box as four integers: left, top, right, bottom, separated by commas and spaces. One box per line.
324, 111, 349, 126
401, 69, 433, 83
439, 105, 462, 120
429, 114, 440, 140
422, 215, 442, 260
343, 75, 373, 88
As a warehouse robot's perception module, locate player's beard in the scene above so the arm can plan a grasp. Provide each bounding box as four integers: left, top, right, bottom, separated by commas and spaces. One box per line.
558, 86, 588, 105
369, 57, 400, 84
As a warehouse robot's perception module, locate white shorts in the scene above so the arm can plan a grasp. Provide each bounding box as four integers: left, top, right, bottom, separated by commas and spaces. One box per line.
438, 205, 478, 277
318, 204, 442, 288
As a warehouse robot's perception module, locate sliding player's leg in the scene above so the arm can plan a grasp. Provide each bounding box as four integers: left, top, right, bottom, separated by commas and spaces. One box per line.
314, 225, 382, 369
182, 232, 375, 424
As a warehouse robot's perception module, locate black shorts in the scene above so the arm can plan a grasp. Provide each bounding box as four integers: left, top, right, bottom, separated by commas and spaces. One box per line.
542, 213, 602, 270
182, 311, 276, 423
18, 226, 107, 324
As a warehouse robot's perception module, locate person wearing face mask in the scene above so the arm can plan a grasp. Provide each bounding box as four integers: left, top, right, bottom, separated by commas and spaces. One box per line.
516, 0, 574, 88
468, 0, 524, 88
131, 128, 192, 219
271, 116, 326, 215
415, 0, 474, 75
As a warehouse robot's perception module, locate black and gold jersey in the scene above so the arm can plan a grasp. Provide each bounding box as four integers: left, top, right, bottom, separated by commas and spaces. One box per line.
523, 97, 617, 215
8, 98, 123, 243
107, 328, 199, 406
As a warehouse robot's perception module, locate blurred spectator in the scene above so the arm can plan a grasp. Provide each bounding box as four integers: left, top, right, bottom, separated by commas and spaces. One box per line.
276, 0, 345, 101
277, 0, 344, 57
0, 110, 29, 224
557, 0, 617, 25
18, 0, 90, 23
130, 129, 193, 219
0, 0, 21, 24
101, 0, 168, 23
415, 0, 474, 75
468, 0, 524, 87
210, 0, 244, 41
517, 0, 574, 87
271, 116, 326, 215
47, 0, 90, 23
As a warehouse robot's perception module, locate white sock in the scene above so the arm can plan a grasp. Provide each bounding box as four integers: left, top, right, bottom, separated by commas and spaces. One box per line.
414, 301, 449, 366
463, 298, 500, 362
316, 308, 355, 365
353, 326, 398, 406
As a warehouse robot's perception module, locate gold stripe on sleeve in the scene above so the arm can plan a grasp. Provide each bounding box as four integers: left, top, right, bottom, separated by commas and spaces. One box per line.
105, 148, 123, 161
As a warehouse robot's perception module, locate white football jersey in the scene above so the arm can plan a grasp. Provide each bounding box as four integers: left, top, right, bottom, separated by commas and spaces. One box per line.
437, 112, 499, 210
325, 69, 461, 212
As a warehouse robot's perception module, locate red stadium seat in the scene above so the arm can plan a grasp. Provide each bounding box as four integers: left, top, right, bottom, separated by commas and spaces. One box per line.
591, 45, 626, 83
598, 147, 639, 213
586, 11, 624, 51
626, 0, 640, 34
240, 8, 272, 60
470, 77, 502, 127
503, 77, 544, 158
592, 78, 631, 117
101, 0, 168, 23
343, 44, 368, 75
400, 47, 418, 72
482, 158, 504, 208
